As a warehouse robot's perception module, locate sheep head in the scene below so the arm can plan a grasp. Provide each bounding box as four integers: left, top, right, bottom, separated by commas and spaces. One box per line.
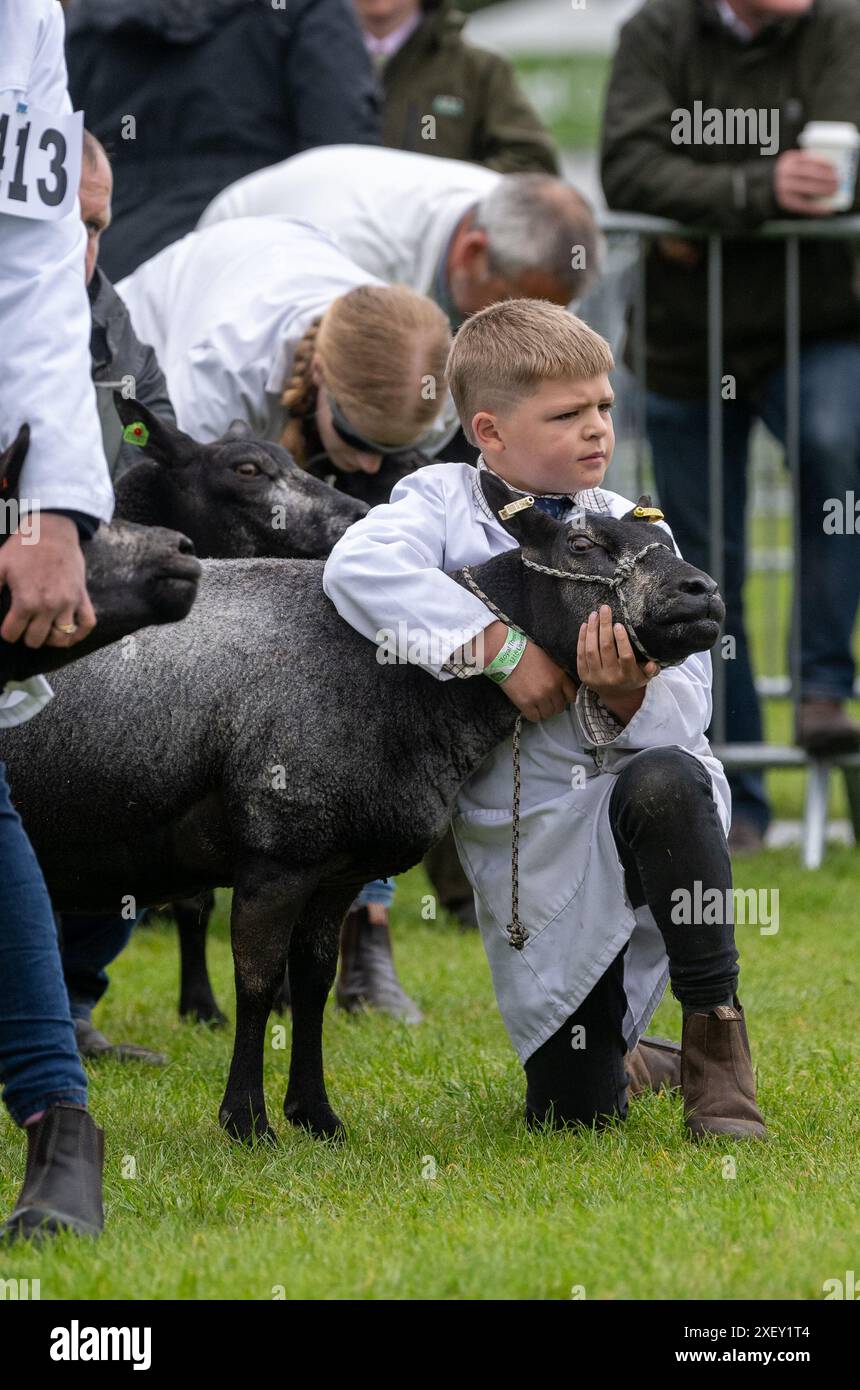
476, 469, 724, 668
0, 426, 201, 683
113, 395, 368, 560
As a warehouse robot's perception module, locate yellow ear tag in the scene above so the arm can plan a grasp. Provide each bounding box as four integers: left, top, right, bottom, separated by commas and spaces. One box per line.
632, 505, 664, 523
498, 495, 535, 520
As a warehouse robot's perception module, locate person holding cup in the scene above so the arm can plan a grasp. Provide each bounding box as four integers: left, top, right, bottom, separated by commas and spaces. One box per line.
602, 0, 860, 853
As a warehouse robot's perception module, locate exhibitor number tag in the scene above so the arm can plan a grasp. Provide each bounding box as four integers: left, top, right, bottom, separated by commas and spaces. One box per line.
0, 102, 82, 221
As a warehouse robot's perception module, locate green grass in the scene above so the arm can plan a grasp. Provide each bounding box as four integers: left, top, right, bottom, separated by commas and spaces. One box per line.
2, 855, 857, 1300
513, 54, 611, 151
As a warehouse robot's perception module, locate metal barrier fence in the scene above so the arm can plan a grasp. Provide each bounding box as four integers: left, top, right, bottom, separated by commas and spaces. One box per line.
591, 212, 860, 746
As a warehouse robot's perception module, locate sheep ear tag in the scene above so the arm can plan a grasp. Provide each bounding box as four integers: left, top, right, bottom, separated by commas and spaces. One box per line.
632, 505, 664, 523
498, 495, 535, 521
122, 421, 150, 447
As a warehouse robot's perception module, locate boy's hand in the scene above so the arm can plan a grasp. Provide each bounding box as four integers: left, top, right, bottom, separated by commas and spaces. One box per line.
488, 626, 578, 723
457, 620, 575, 722
577, 605, 659, 724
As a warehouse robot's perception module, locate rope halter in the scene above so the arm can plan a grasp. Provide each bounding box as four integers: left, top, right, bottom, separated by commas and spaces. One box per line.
458, 500, 675, 951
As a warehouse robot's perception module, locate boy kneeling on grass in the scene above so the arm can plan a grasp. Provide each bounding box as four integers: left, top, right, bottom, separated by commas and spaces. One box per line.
323, 300, 765, 1140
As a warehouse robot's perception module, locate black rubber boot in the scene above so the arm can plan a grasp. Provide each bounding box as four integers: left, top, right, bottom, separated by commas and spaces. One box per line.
0, 1105, 105, 1243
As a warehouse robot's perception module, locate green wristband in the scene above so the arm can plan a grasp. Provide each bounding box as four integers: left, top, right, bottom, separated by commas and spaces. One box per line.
484, 626, 527, 684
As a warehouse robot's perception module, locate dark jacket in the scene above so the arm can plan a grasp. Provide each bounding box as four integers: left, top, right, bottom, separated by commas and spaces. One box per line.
601, 0, 860, 397
66, 0, 381, 282
88, 267, 174, 481
380, 0, 559, 174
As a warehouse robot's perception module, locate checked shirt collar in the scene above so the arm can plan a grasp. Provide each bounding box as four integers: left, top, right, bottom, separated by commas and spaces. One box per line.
472, 456, 612, 522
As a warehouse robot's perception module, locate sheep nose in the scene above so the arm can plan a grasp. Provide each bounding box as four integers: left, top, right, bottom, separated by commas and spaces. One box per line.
679, 573, 716, 597
176, 535, 195, 555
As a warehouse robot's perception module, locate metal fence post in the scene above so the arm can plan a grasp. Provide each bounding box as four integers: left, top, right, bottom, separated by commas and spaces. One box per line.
633, 237, 648, 498
707, 233, 726, 744
784, 236, 802, 718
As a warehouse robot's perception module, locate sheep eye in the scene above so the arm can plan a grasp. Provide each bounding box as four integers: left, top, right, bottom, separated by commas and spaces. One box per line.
571, 534, 594, 552
235, 461, 260, 477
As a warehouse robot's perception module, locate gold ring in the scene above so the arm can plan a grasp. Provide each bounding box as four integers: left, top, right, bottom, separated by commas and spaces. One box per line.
53, 621, 78, 635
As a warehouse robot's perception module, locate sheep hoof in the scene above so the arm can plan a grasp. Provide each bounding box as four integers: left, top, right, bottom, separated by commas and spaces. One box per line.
180, 997, 228, 1027
283, 1099, 345, 1143
219, 1106, 278, 1147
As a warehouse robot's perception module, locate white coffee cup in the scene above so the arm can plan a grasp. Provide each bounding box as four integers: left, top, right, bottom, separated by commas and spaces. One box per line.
797, 121, 860, 212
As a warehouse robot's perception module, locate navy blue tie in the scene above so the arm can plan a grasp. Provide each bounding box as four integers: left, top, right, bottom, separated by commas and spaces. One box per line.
531, 495, 576, 521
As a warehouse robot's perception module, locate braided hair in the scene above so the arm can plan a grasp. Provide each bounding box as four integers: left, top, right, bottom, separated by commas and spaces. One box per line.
279, 318, 321, 464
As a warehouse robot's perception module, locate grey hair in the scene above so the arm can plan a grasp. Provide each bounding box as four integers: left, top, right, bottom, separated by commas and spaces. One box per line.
472, 175, 599, 300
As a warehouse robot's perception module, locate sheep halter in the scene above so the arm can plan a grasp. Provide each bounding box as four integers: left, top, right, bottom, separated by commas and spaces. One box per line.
520, 543, 672, 668
460, 534, 673, 953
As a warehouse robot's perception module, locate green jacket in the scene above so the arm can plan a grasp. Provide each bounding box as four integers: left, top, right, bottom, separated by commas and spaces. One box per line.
601, 0, 860, 397
380, 1, 560, 175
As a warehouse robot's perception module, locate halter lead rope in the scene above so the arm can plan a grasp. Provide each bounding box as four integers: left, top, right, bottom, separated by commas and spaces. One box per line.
460, 538, 672, 953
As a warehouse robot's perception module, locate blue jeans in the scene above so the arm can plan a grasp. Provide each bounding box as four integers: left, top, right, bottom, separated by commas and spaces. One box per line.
61, 912, 136, 1019
354, 878, 396, 909
0, 761, 88, 1125
647, 339, 860, 832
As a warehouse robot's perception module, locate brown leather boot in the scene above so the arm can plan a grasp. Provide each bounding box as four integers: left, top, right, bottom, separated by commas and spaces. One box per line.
0, 1105, 104, 1243
626, 1035, 681, 1099
796, 698, 860, 756
681, 1001, 766, 1140
335, 907, 423, 1024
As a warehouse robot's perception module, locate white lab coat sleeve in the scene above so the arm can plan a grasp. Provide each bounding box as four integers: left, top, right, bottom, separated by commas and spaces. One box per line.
323, 470, 499, 680
0, 0, 113, 522
168, 335, 270, 442
576, 649, 714, 753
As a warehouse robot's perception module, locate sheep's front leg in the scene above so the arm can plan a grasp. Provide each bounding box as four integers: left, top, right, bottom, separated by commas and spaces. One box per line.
219, 863, 313, 1145
284, 886, 359, 1142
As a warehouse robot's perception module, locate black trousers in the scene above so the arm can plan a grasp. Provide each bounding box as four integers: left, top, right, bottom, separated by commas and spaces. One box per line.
524, 747, 738, 1130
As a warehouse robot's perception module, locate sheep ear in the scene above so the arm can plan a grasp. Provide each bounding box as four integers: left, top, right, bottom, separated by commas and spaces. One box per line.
479, 468, 561, 546
623, 494, 666, 525
220, 419, 255, 442
0, 424, 30, 503
112, 394, 196, 467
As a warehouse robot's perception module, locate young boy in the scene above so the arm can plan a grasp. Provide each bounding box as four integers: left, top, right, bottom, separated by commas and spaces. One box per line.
323, 300, 765, 1140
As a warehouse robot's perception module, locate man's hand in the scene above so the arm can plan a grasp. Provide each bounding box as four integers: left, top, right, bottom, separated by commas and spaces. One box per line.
0, 514, 96, 650
577, 605, 659, 724
774, 150, 840, 216
657, 235, 702, 267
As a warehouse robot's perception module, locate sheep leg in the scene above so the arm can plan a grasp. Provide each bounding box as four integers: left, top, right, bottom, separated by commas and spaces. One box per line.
175, 891, 226, 1025
283, 887, 358, 1142
219, 864, 313, 1145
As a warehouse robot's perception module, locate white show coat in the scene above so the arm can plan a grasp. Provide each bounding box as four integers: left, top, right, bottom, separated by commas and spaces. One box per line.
196, 145, 499, 302
323, 461, 731, 1064
0, 0, 114, 726
117, 217, 459, 451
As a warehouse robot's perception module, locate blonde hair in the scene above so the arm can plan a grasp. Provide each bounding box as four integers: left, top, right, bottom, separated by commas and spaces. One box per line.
280, 285, 451, 461
446, 299, 614, 445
